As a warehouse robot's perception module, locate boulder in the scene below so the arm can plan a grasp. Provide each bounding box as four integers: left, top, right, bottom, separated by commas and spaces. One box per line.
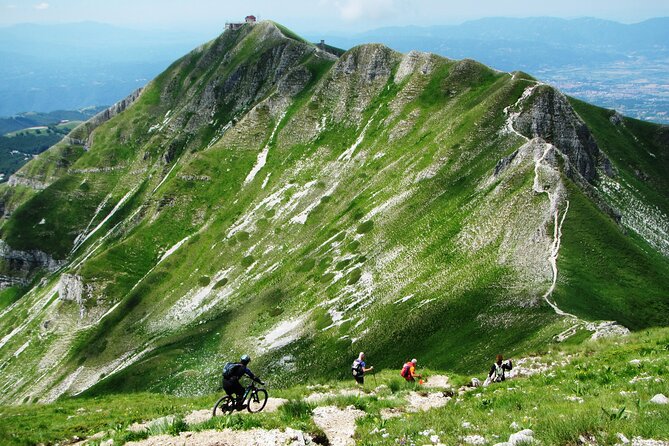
650, 394, 668, 405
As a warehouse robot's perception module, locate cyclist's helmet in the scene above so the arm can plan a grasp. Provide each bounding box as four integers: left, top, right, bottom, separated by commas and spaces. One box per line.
240, 354, 251, 365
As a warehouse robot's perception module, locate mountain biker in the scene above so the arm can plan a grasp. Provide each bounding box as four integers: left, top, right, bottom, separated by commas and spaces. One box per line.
351, 352, 374, 385
486, 354, 513, 384
222, 354, 263, 409
401, 358, 422, 382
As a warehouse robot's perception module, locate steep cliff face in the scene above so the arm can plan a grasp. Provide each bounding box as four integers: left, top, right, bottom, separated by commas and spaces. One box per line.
0, 21, 666, 404
0, 240, 63, 287
514, 85, 611, 182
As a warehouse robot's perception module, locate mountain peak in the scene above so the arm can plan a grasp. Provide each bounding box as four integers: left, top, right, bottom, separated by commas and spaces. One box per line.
0, 18, 667, 405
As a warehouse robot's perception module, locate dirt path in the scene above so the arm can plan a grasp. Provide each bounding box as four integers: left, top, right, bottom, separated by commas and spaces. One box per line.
405, 391, 451, 412
312, 405, 365, 446
129, 397, 289, 432
125, 427, 310, 446
423, 374, 450, 388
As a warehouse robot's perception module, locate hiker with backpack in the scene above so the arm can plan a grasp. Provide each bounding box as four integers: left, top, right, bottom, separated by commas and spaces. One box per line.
222, 354, 264, 409
401, 358, 423, 382
351, 352, 374, 385
484, 354, 513, 386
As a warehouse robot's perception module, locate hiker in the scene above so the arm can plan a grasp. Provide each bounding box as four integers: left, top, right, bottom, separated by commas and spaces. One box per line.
400, 358, 422, 382
351, 352, 374, 385
222, 354, 264, 409
485, 354, 513, 385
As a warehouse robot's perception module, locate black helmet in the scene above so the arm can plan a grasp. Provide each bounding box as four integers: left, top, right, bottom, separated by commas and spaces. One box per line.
240, 354, 251, 365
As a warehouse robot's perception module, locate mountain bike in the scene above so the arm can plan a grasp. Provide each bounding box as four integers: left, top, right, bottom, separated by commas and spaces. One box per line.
212, 379, 269, 417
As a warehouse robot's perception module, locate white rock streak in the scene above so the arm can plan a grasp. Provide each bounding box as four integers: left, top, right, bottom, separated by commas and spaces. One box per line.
244, 112, 286, 184
259, 315, 308, 352
71, 194, 111, 252
152, 156, 181, 194
337, 110, 378, 162
0, 283, 58, 351
72, 186, 138, 253
158, 236, 191, 265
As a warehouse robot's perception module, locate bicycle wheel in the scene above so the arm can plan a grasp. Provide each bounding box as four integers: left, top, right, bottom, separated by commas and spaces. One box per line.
247, 388, 268, 413
212, 395, 235, 417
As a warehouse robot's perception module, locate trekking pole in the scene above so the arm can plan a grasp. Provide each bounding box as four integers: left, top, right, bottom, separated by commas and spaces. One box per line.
372, 368, 378, 387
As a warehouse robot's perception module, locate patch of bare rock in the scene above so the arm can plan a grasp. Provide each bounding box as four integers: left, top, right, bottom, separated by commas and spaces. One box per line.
312, 405, 365, 446
124, 427, 313, 446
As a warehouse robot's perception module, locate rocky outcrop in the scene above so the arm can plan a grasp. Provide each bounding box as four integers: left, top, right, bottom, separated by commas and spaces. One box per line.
494, 149, 519, 176
394, 50, 434, 83
321, 44, 401, 123
0, 240, 64, 288
179, 24, 315, 135
58, 274, 93, 310
70, 87, 144, 149
334, 44, 396, 82
6, 175, 49, 190
515, 85, 612, 182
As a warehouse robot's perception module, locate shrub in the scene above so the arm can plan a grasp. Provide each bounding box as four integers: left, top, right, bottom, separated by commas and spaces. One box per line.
388, 379, 402, 393
213, 278, 228, 289
347, 268, 362, 285
279, 399, 314, 422
356, 220, 374, 234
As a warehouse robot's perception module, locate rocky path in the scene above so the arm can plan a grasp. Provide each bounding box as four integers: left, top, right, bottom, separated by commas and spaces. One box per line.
506, 86, 630, 343
405, 391, 451, 412
125, 427, 310, 446
312, 405, 366, 446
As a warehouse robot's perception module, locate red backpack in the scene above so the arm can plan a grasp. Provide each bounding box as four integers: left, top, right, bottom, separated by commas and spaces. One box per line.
400, 362, 412, 379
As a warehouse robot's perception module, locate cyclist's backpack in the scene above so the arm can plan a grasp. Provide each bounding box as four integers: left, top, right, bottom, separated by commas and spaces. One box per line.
223, 362, 242, 379
352, 359, 363, 377
492, 363, 504, 382
400, 362, 411, 379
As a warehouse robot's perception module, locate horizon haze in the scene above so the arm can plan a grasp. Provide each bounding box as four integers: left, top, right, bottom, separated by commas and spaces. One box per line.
1, 0, 669, 32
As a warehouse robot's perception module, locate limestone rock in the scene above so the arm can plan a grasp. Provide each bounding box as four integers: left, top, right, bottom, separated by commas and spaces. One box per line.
650, 394, 668, 405
514, 85, 609, 183
508, 429, 535, 445
0, 240, 64, 288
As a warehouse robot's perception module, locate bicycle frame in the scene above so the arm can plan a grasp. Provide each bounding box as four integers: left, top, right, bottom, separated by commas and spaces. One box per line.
242, 382, 258, 402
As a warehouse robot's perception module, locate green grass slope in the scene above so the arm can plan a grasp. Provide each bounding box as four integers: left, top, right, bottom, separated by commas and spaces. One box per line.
0, 327, 666, 446
0, 21, 666, 406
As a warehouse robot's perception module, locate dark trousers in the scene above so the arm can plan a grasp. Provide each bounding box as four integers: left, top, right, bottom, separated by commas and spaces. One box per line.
223, 378, 245, 405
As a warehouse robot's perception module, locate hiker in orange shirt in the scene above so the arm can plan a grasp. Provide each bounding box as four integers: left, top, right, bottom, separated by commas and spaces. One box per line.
400, 358, 423, 382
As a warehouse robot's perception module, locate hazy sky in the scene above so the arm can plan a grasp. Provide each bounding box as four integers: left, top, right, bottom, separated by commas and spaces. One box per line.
2, 0, 668, 32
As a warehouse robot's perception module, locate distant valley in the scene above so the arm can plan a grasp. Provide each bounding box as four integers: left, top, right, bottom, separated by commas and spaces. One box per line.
0, 22, 214, 116
0, 107, 106, 181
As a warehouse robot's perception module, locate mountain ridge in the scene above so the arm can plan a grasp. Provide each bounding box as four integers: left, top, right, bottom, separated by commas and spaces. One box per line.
0, 20, 666, 405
